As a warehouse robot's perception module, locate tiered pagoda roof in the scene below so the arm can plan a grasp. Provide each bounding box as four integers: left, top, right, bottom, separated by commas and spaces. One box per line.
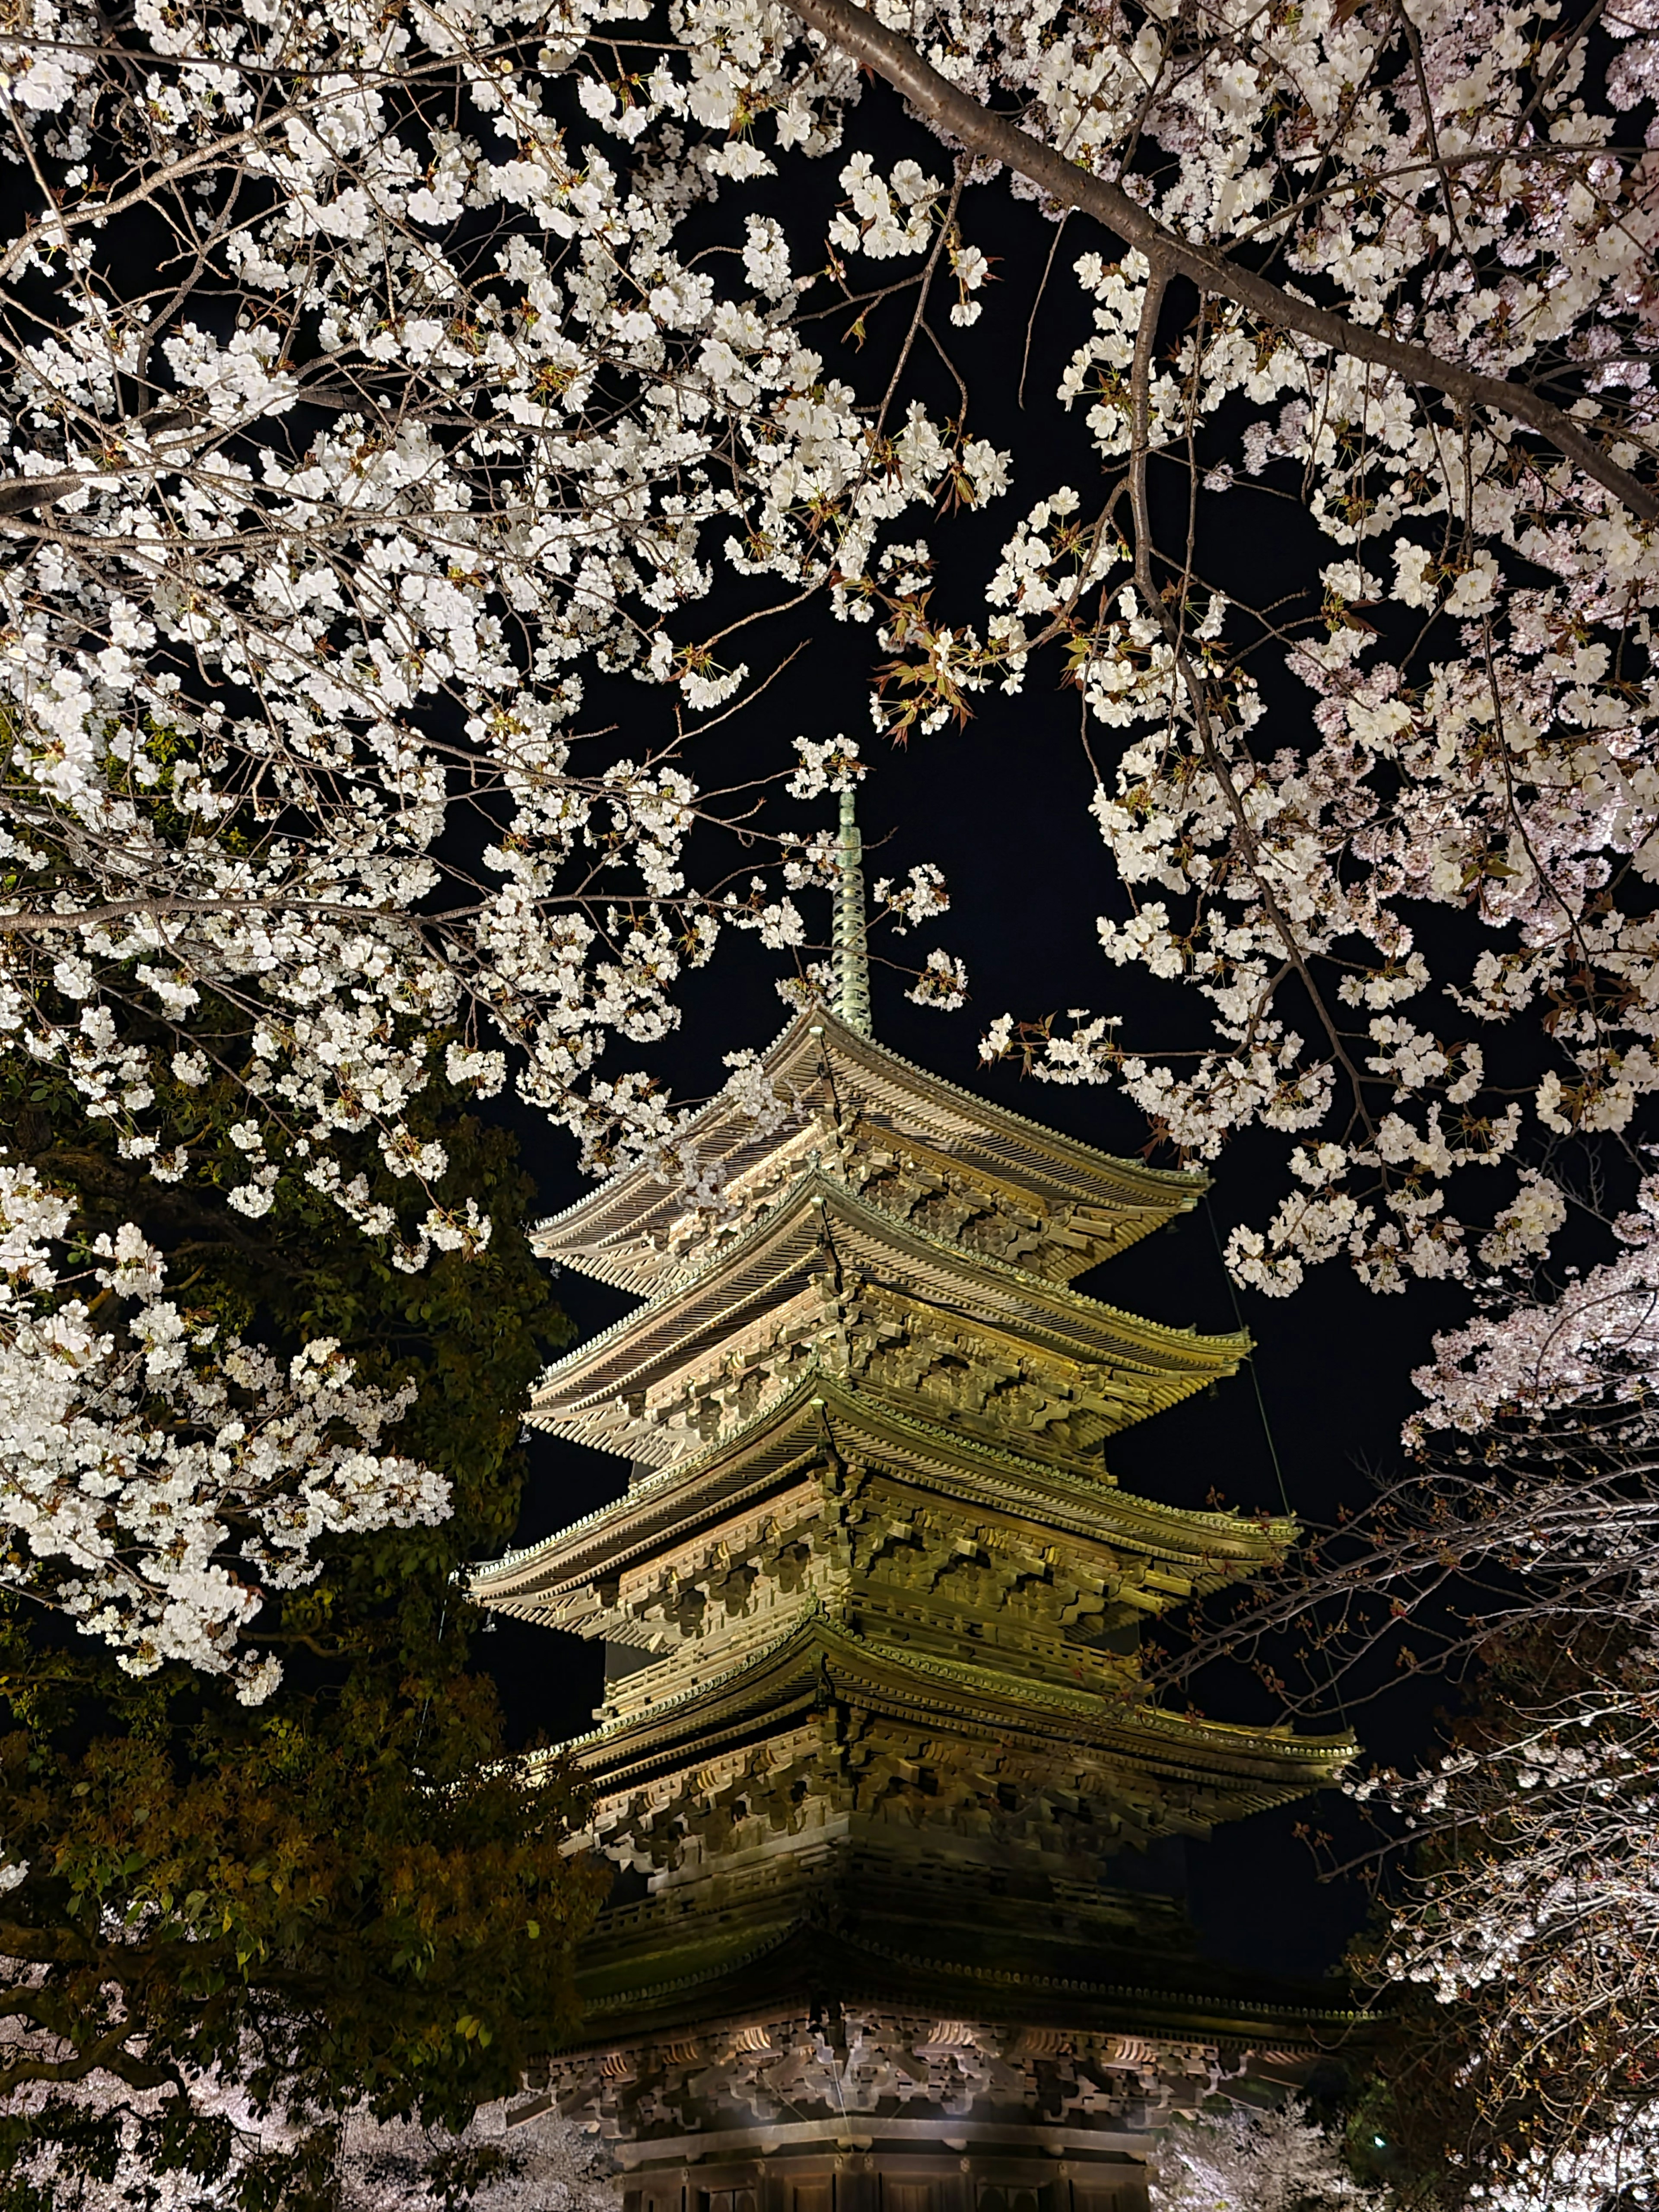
472, 791, 1354, 2101
530, 1009, 1204, 1297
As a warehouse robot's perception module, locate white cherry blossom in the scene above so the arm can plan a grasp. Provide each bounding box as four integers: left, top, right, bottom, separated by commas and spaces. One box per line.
0, 1159, 446, 1700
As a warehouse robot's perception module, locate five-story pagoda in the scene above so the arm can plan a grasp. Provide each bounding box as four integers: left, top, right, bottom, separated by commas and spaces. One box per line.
472, 793, 1355, 2212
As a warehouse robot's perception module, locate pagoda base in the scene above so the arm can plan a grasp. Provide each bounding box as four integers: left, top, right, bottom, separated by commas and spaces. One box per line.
612, 2125, 1150, 2212
531, 1994, 1340, 2212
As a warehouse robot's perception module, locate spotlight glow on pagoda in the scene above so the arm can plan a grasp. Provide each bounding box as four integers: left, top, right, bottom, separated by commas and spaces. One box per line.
473, 792, 1356, 2212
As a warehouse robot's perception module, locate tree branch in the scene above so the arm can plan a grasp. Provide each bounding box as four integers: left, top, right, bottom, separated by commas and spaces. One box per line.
0, 473, 83, 518
0, 2020, 178, 2096
785, 0, 1659, 524
1126, 255, 1381, 1147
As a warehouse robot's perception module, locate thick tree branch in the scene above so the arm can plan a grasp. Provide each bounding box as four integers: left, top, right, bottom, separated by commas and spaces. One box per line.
0, 2018, 178, 2095
785, 0, 1659, 525
0, 473, 83, 518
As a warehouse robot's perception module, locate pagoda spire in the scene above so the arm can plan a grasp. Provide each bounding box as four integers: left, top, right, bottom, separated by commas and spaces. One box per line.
831, 783, 871, 1034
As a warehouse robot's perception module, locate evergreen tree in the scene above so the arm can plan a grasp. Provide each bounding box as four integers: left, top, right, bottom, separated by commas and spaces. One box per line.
0, 1051, 602, 2210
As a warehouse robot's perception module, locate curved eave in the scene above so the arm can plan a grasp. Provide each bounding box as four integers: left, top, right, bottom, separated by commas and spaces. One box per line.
572, 1920, 1367, 2040
469, 1370, 1290, 1616
535, 1011, 1207, 1291
531, 1608, 1355, 1812
529, 1165, 1246, 1421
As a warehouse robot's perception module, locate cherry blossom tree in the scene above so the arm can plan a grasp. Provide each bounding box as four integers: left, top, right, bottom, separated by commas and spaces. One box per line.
1160, 1247, 1659, 2197
6, 0, 1659, 2201
5, 0, 1653, 1302
1150, 2098, 1378, 2212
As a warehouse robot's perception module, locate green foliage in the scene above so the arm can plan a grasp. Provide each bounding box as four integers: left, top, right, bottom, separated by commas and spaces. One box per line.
0, 1066, 604, 2209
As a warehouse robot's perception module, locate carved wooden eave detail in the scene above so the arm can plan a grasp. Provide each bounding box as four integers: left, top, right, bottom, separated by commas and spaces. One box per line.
531, 1009, 1207, 1296
527, 1166, 1246, 1472
471, 1373, 1291, 1646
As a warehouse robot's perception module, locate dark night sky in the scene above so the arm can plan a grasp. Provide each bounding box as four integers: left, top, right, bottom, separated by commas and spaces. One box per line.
477, 102, 1470, 1986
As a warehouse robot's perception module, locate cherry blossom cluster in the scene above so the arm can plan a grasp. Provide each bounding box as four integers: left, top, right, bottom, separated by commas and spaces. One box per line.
1465, 2110, 1659, 2212
1150, 2098, 1377, 2212
726, 0, 1659, 1309
1370, 1693, 1659, 1997
0, 1157, 447, 1701
981, 385, 1659, 1294
2, 2053, 620, 2212
1410, 1173, 1659, 1434
1358, 1633, 1659, 2189
0, 0, 976, 1255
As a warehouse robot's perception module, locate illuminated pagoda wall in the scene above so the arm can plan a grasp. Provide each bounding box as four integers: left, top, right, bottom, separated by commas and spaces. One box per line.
473, 793, 1355, 2212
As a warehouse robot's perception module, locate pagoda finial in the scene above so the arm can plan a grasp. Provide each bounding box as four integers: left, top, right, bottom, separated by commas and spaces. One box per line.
831, 784, 872, 1036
